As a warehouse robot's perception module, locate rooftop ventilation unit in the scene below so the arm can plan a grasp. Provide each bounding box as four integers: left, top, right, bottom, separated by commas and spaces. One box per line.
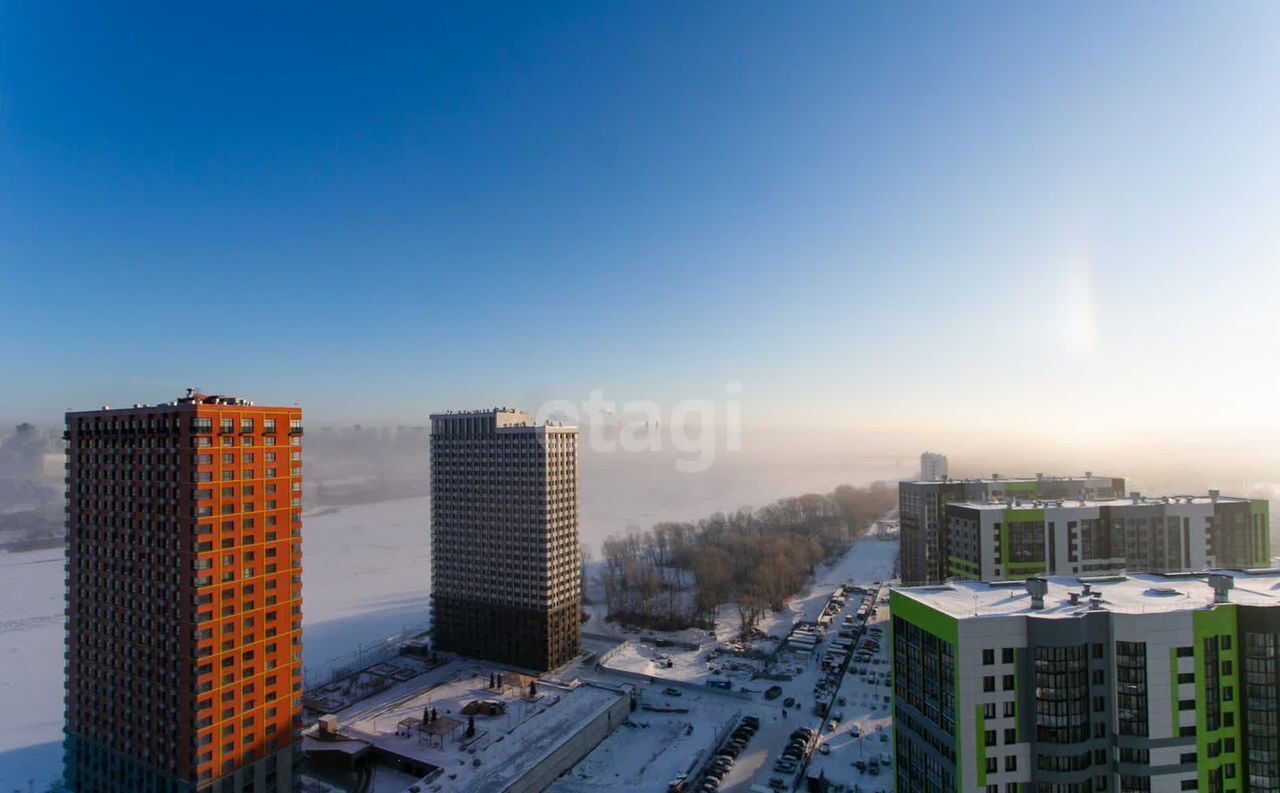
1209, 573, 1234, 603
1026, 578, 1049, 610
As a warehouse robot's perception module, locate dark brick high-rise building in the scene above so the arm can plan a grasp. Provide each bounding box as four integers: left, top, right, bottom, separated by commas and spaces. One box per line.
64, 391, 303, 792
429, 408, 581, 672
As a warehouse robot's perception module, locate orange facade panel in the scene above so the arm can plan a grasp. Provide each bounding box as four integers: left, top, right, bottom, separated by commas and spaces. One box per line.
65, 395, 303, 790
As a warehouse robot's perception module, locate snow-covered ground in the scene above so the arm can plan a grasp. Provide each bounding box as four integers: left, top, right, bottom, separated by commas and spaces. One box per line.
599, 528, 899, 685
0, 547, 65, 789
300, 497, 431, 685
567, 523, 900, 793
548, 686, 742, 793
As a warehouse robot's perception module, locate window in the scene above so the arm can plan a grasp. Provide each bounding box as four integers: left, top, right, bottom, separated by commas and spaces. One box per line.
1115, 641, 1149, 736
984, 676, 996, 692
984, 649, 995, 665
1003, 674, 1015, 691
1002, 648, 1014, 664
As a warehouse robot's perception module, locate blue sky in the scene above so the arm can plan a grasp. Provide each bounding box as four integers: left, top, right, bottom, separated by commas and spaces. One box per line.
2, 2, 1277, 434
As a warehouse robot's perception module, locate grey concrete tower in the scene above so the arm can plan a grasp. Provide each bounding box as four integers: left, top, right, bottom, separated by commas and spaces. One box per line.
429, 408, 581, 671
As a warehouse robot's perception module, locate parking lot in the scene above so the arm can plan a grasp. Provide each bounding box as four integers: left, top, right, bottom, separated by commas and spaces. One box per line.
571, 523, 900, 793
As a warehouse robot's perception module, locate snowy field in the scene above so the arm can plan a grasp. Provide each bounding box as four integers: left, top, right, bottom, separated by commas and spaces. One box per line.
300, 496, 432, 685
0, 547, 65, 790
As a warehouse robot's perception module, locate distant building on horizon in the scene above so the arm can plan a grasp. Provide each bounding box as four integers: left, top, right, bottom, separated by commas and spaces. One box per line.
891, 570, 1280, 793
920, 451, 948, 482
64, 391, 303, 792
899, 473, 1127, 585
429, 408, 581, 672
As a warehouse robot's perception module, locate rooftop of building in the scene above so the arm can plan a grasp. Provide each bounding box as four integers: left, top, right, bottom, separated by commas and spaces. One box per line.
901, 472, 1119, 486
67, 389, 296, 416
895, 569, 1280, 620
429, 407, 576, 430
303, 657, 625, 793
948, 491, 1251, 511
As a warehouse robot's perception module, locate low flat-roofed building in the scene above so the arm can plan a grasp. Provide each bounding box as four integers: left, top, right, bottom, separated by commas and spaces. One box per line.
301, 659, 629, 793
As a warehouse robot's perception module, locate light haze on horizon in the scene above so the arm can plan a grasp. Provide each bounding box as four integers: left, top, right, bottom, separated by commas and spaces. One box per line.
2, 2, 1278, 444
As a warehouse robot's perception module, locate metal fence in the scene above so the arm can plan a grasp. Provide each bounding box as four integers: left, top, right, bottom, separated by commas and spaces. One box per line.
303, 621, 431, 690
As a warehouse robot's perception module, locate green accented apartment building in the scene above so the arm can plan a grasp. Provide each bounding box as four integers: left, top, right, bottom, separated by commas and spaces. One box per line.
945, 493, 1268, 582
892, 568, 1280, 793
899, 474, 1127, 585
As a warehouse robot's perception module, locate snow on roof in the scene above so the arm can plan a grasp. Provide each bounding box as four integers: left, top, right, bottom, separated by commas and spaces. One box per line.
305, 659, 626, 793
902, 474, 1118, 486
950, 494, 1248, 510
895, 570, 1280, 620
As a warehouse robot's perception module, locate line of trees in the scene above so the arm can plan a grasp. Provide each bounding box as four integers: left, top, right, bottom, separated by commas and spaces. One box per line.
597, 482, 895, 636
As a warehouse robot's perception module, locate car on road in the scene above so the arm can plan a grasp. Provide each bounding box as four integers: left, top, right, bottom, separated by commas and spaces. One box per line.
819, 743, 831, 755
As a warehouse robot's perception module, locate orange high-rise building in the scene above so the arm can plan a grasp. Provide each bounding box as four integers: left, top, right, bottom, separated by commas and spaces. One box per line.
64, 390, 303, 792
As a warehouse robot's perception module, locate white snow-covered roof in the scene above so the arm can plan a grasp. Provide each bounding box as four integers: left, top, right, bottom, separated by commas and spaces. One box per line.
949, 495, 1249, 511
304, 660, 625, 793
894, 570, 1280, 620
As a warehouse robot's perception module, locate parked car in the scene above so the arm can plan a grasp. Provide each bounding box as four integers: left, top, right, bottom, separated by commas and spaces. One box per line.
783, 696, 796, 708
664, 687, 683, 696
765, 685, 783, 700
